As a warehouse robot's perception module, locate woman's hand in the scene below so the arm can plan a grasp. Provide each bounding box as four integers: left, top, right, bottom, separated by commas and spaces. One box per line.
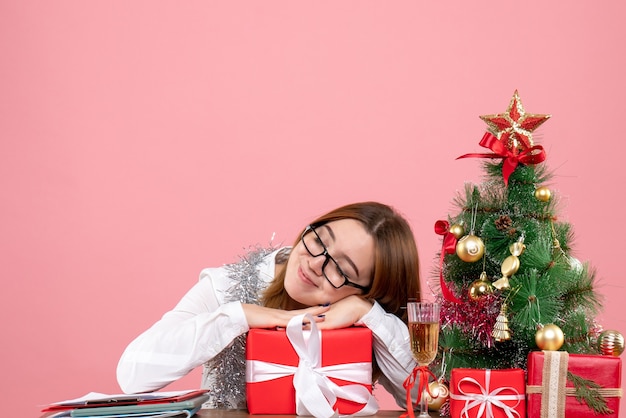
315, 295, 373, 330
242, 295, 373, 330
241, 304, 330, 329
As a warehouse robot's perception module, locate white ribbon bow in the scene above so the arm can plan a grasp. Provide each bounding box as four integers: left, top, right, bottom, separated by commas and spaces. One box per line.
246, 313, 379, 418
449, 369, 524, 418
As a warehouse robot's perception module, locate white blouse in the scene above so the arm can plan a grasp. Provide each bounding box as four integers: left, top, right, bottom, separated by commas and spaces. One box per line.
116, 249, 416, 408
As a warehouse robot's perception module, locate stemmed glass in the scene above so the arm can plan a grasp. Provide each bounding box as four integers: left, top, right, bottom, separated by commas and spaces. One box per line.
407, 302, 440, 418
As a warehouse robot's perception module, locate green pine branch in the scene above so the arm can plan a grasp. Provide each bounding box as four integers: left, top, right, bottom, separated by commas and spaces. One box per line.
561, 265, 602, 315
561, 309, 599, 354
567, 371, 614, 415
509, 269, 563, 329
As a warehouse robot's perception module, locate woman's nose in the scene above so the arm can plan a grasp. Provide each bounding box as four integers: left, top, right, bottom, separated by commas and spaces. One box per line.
309, 255, 326, 276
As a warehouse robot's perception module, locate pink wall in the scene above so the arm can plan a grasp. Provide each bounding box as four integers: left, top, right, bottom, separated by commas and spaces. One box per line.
2, 2, 624, 416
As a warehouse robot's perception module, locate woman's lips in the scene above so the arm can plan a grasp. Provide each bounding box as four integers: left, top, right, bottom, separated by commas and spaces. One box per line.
298, 266, 318, 287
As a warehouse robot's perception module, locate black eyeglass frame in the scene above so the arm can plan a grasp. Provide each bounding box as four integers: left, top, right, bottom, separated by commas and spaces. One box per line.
300, 224, 371, 292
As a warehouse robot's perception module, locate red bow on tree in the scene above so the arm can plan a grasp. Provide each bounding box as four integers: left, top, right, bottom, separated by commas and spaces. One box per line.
457, 132, 546, 185
434, 220, 463, 304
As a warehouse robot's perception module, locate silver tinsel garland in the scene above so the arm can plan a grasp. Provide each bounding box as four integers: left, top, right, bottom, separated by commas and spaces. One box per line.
202, 246, 291, 409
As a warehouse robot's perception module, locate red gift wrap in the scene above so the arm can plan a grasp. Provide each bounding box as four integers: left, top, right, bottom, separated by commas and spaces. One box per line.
449, 368, 526, 418
526, 351, 622, 418
245, 315, 376, 416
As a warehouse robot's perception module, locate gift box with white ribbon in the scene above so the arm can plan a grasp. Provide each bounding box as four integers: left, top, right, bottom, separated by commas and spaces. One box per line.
449, 368, 526, 418
245, 313, 379, 417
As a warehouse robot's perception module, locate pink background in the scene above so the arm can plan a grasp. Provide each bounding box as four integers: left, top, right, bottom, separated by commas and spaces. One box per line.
2, 2, 624, 416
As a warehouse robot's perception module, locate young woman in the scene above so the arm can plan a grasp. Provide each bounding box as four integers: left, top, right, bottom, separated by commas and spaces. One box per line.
117, 201, 421, 409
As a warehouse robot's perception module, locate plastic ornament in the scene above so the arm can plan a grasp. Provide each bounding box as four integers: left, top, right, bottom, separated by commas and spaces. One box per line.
468, 272, 493, 300
456, 235, 485, 263
535, 324, 565, 351
426, 380, 450, 411
568, 256, 584, 274
493, 239, 525, 290
456, 202, 483, 263
479, 90, 551, 152
598, 330, 624, 356
492, 304, 511, 342
449, 223, 465, 239
535, 186, 551, 202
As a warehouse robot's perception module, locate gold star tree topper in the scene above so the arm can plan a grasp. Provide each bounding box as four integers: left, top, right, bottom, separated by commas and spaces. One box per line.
480, 90, 551, 153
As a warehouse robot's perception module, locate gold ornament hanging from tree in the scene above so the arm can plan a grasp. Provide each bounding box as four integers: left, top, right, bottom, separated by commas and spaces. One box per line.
456, 202, 484, 263
492, 304, 511, 342
456, 234, 485, 263
535, 324, 565, 351
449, 223, 465, 239
493, 239, 525, 290
534, 186, 551, 202
469, 272, 493, 300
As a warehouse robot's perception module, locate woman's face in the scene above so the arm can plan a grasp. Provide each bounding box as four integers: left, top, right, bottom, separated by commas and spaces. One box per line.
284, 219, 375, 307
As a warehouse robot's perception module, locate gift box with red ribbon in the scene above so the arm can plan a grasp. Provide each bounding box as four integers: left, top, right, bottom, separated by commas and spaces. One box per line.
526, 351, 622, 418
449, 368, 526, 418
245, 313, 378, 417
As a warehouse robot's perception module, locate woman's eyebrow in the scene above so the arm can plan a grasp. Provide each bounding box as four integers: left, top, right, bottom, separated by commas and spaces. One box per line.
321, 224, 336, 241
321, 224, 360, 277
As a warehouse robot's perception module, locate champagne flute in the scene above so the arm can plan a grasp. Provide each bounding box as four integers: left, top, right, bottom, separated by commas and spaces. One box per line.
407, 302, 440, 418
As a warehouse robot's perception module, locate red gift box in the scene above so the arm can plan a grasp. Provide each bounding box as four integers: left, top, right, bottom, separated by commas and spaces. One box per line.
449, 368, 526, 418
245, 314, 377, 416
527, 351, 622, 418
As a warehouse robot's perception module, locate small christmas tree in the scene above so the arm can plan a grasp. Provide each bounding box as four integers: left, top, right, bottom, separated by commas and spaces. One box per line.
432, 90, 603, 376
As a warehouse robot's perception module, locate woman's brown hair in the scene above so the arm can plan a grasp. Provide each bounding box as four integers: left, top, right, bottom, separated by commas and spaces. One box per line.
262, 201, 421, 320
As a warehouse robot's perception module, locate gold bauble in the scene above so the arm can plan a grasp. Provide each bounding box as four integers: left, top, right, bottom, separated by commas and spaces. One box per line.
426, 381, 450, 411
449, 223, 465, 239
535, 324, 565, 351
455, 234, 485, 263
468, 277, 493, 300
598, 330, 625, 356
535, 186, 552, 202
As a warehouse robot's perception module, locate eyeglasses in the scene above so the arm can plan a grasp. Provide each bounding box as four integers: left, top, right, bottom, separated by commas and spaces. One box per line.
300, 225, 371, 292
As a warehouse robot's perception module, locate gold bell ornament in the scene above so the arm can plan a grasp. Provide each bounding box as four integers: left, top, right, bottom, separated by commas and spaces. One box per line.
535, 323, 565, 351
493, 238, 525, 290
598, 330, 624, 356
492, 304, 511, 342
